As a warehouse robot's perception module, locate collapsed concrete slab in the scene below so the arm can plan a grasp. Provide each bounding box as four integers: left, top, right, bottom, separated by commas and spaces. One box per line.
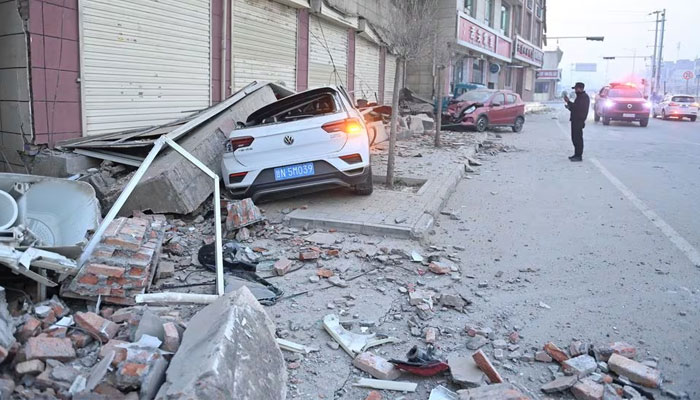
120, 84, 289, 215
155, 287, 287, 400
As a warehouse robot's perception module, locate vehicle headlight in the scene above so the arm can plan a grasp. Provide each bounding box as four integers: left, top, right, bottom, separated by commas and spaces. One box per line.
463, 105, 476, 114
604, 100, 614, 108
644, 102, 652, 108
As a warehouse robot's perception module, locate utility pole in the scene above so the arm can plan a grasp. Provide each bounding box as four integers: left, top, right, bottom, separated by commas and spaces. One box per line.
649, 10, 661, 95
655, 9, 666, 95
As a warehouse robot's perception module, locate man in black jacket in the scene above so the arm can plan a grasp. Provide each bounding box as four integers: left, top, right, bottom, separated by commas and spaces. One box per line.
564, 82, 590, 162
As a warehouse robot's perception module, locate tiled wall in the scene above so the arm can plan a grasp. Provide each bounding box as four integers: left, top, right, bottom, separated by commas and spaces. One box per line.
28, 0, 81, 147
0, 0, 31, 172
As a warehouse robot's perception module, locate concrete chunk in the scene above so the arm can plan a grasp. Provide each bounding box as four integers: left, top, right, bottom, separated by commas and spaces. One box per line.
155, 287, 286, 400
541, 375, 578, 393
571, 379, 604, 400
447, 353, 485, 388
562, 355, 597, 377
352, 352, 401, 380
457, 383, 528, 399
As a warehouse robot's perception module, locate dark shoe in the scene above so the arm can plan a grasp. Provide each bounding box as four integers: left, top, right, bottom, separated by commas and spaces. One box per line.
569, 156, 582, 162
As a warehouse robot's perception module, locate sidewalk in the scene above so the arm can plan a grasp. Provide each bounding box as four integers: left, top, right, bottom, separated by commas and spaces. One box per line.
285, 130, 487, 238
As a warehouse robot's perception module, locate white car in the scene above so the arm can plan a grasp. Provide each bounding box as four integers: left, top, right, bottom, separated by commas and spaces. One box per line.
222, 86, 373, 200
652, 94, 698, 121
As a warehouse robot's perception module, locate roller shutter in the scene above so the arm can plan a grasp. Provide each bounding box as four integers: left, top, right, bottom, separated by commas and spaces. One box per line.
354, 37, 380, 102
80, 0, 211, 136
308, 15, 347, 89
384, 54, 397, 105
231, 0, 297, 92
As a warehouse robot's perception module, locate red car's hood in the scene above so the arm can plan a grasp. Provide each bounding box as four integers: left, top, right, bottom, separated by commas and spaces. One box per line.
446, 101, 482, 115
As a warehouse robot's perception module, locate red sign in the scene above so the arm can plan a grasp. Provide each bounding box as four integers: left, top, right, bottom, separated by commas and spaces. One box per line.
513, 36, 544, 67
457, 14, 511, 62
536, 69, 560, 79
682, 71, 695, 80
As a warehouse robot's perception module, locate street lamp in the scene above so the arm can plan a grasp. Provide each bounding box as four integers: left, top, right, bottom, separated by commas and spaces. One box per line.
545, 36, 605, 41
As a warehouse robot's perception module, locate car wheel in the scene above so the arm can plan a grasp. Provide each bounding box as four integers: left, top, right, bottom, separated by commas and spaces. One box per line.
639, 118, 649, 127
354, 166, 373, 196
594, 112, 600, 122
512, 117, 524, 133
475, 115, 488, 132
691, 116, 697, 122
652, 109, 657, 118
662, 109, 668, 120
602, 117, 611, 125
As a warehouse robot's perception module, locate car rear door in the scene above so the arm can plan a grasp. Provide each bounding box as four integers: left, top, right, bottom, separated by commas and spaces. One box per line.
489, 92, 507, 124
231, 92, 350, 169
504, 93, 519, 123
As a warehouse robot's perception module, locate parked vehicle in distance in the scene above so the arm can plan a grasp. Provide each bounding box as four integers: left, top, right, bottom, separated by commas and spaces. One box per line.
593, 83, 651, 127
436, 82, 486, 113
221, 86, 373, 201
652, 94, 698, 121
443, 89, 525, 133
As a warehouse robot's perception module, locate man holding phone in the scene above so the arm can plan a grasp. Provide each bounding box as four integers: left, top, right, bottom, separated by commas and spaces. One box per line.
564, 82, 590, 162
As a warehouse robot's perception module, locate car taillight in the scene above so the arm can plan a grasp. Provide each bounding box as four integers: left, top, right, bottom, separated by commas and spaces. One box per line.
228, 172, 247, 183
693, 103, 700, 107
229, 136, 254, 152
322, 118, 364, 136
340, 154, 363, 164
669, 102, 678, 107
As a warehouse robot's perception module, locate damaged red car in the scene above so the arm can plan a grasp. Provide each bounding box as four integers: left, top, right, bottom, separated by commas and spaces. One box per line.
443, 89, 526, 132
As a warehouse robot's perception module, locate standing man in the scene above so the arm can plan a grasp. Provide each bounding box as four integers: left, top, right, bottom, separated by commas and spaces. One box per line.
564, 82, 590, 162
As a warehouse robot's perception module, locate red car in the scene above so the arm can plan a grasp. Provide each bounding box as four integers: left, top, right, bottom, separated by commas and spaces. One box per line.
443, 89, 525, 132
593, 83, 651, 127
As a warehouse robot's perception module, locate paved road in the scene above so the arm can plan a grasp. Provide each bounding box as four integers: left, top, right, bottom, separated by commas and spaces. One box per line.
433, 107, 700, 395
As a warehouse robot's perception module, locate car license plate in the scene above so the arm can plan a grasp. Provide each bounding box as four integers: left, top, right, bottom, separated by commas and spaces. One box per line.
622, 113, 635, 118
274, 162, 315, 181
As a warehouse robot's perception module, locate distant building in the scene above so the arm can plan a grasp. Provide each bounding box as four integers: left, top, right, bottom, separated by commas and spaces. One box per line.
534, 48, 563, 101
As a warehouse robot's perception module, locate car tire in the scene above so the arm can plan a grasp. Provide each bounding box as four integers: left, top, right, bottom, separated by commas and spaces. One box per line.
475, 115, 488, 132
691, 116, 697, 122
662, 109, 668, 120
354, 166, 374, 196
594, 112, 600, 122
602, 117, 611, 126
639, 118, 649, 127
512, 116, 524, 133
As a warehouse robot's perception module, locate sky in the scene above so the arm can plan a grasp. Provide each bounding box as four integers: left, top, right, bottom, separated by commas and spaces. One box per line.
544, 0, 700, 91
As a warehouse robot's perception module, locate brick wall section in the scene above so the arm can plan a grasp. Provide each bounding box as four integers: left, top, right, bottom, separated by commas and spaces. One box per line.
28, 0, 81, 147
65, 216, 166, 305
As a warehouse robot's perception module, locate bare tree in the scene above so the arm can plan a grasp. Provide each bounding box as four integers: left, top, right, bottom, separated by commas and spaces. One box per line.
433, 37, 452, 148
379, 0, 439, 189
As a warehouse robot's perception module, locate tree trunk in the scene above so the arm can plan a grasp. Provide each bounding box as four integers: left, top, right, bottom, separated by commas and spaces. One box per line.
434, 66, 444, 147
386, 58, 404, 189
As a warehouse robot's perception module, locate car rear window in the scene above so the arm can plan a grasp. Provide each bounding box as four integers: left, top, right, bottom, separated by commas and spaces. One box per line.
671, 96, 695, 103
608, 88, 643, 98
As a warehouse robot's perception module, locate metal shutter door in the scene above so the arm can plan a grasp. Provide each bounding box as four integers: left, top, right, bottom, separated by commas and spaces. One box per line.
354, 37, 379, 102
231, 0, 297, 92
308, 16, 347, 89
80, 0, 210, 136
384, 54, 397, 105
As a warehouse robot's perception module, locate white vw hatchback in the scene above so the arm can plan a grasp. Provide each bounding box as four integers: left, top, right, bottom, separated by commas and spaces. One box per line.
222, 86, 373, 200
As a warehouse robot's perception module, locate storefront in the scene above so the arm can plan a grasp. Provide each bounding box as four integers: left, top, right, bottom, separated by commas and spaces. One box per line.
511, 35, 544, 102
534, 69, 561, 101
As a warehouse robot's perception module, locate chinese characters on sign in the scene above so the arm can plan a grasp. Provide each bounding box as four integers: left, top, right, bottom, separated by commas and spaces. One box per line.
536, 69, 560, 80
458, 17, 497, 54
514, 36, 544, 67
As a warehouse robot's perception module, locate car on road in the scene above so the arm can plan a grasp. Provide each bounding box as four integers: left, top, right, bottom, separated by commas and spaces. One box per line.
593, 83, 651, 127
221, 86, 373, 201
652, 94, 698, 121
443, 89, 525, 133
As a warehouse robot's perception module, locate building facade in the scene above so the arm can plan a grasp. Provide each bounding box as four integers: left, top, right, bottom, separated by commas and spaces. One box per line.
534, 48, 562, 101
0, 0, 400, 172
406, 0, 546, 102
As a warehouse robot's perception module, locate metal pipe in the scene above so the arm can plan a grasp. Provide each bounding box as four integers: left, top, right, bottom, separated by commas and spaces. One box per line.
221, 0, 228, 101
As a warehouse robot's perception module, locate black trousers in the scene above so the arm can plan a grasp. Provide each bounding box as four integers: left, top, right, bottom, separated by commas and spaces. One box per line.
570, 120, 584, 157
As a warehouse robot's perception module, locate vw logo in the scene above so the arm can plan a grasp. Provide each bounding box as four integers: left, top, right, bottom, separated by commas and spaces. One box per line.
284, 136, 294, 145
627, 104, 633, 109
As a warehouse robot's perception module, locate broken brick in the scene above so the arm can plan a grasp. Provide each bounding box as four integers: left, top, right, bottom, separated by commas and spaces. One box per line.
544, 342, 569, 363
352, 352, 401, 380
100, 340, 128, 366
299, 250, 320, 261
425, 327, 437, 344
325, 249, 340, 257
18, 316, 41, 342
25, 337, 76, 361
607, 354, 661, 388
78, 274, 100, 285
316, 268, 334, 278
570, 340, 588, 357
86, 263, 125, 278
274, 258, 293, 276
428, 261, 450, 274
162, 322, 180, 353
100, 307, 115, 320
365, 391, 382, 400
472, 349, 503, 384
69, 331, 93, 348
571, 379, 604, 400
15, 359, 45, 375
508, 331, 520, 344
541, 375, 578, 393
595, 342, 636, 362
0, 346, 7, 363
75, 312, 119, 343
